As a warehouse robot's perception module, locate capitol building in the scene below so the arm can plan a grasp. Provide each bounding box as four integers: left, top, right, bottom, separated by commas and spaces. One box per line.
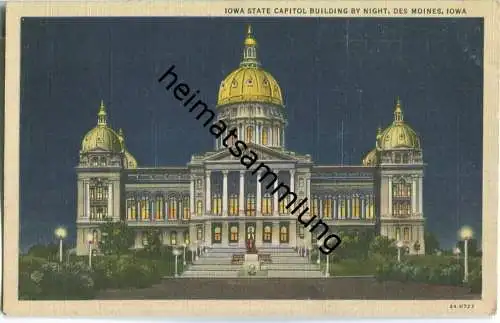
75, 26, 426, 257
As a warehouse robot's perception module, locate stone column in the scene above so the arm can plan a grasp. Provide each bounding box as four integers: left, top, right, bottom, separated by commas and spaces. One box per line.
205, 171, 211, 214
306, 175, 311, 212
239, 171, 245, 216
273, 174, 279, 215
412, 177, 417, 214
222, 170, 228, 217
190, 175, 195, 217
347, 198, 351, 219
361, 197, 365, 219
239, 222, 245, 247
256, 171, 262, 216
318, 199, 323, 218
388, 176, 393, 216
418, 177, 423, 214
289, 169, 295, 192
85, 182, 90, 218
333, 198, 337, 219
272, 221, 279, 246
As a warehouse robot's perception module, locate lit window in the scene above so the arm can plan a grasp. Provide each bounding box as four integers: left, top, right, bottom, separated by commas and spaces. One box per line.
262, 128, 268, 145
230, 226, 238, 242
196, 200, 203, 216
170, 231, 177, 245
168, 197, 177, 219
263, 225, 272, 242
279, 225, 288, 243
246, 126, 254, 142
229, 194, 238, 216
246, 194, 256, 216
262, 194, 272, 215
212, 194, 222, 215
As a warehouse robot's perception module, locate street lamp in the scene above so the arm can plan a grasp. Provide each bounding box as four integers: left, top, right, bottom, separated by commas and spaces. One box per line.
54, 227, 67, 263
453, 247, 461, 262
459, 226, 473, 283
316, 240, 322, 266
172, 248, 182, 278
396, 240, 404, 262
86, 233, 94, 269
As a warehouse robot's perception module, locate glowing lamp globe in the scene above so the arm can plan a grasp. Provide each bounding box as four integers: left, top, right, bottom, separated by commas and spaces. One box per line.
172, 248, 182, 256
86, 233, 94, 244
396, 240, 404, 248
459, 226, 473, 240
54, 227, 67, 239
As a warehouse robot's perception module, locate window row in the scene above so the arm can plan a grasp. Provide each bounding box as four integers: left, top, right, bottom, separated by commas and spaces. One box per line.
89, 184, 109, 201
209, 194, 293, 216
393, 201, 412, 216
395, 227, 411, 241
311, 196, 375, 219
126, 197, 190, 221
392, 182, 412, 198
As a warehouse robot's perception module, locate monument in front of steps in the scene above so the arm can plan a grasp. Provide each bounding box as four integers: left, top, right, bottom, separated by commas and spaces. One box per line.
238, 226, 268, 277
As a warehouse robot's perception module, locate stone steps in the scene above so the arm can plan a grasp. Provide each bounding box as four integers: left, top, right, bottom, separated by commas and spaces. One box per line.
181, 247, 324, 278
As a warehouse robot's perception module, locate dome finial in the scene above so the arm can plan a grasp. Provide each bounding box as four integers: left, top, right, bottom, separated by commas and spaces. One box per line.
394, 97, 404, 123
241, 25, 260, 67
97, 100, 107, 126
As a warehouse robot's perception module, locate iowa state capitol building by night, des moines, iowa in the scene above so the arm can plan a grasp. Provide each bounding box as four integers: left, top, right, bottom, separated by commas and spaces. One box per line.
75, 26, 427, 264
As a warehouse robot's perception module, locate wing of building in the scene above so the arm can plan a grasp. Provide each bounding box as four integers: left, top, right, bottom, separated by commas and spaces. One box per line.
75, 26, 426, 256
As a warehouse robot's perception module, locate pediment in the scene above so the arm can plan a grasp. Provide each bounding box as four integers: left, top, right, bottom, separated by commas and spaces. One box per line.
202, 144, 301, 162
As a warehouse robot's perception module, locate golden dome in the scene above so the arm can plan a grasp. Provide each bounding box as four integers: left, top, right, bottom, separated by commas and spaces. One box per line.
117, 128, 138, 169
81, 101, 122, 153
217, 25, 284, 107
362, 148, 378, 166
378, 98, 421, 150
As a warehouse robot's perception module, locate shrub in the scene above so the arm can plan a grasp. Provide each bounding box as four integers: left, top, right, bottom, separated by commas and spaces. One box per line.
19, 258, 96, 300
468, 267, 482, 294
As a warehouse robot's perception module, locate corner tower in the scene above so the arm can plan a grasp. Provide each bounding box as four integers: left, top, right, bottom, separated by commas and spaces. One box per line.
362, 98, 425, 255
215, 25, 287, 149
75, 101, 138, 255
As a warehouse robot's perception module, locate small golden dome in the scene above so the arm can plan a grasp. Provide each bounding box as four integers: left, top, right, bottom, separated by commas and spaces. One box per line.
117, 128, 138, 169
81, 101, 122, 153
362, 148, 379, 166
217, 25, 284, 107
378, 98, 421, 150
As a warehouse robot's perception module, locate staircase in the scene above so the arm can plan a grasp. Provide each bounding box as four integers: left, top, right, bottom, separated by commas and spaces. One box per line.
181, 246, 324, 278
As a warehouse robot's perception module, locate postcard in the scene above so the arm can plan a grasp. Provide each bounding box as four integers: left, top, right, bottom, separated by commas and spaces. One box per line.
2, 0, 498, 317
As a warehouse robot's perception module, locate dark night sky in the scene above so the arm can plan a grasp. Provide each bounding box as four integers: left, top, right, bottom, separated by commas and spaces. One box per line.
19, 17, 483, 252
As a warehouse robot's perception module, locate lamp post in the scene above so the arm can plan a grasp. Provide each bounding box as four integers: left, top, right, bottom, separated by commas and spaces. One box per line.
86, 233, 94, 269
459, 226, 473, 283
172, 248, 182, 278
54, 227, 67, 263
182, 242, 187, 266
453, 247, 461, 262
316, 240, 321, 266
396, 240, 404, 262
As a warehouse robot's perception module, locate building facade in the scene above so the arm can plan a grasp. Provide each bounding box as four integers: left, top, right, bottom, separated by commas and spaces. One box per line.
75, 26, 426, 256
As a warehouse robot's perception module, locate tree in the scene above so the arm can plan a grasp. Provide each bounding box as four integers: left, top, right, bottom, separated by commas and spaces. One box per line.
27, 243, 59, 260
143, 229, 163, 257
424, 231, 440, 255
98, 219, 135, 259
368, 235, 397, 259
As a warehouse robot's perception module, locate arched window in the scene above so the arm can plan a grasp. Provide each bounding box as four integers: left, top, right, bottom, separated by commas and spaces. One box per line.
196, 226, 203, 240
263, 225, 272, 242
262, 128, 268, 145
395, 228, 401, 241
212, 194, 222, 215
246, 126, 254, 143
246, 194, 256, 216
262, 194, 272, 215
214, 227, 221, 242
196, 200, 203, 216
229, 194, 238, 216
155, 196, 163, 220
279, 198, 287, 214
230, 226, 238, 242
403, 227, 410, 241
323, 198, 332, 218
312, 198, 319, 217
339, 198, 346, 219
182, 231, 189, 244
140, 196, 150, 220
168, 197, 177, 219
170, 231, 177, 245
182, 196, 190, 219
126, 197, 136, 220
279, 225, 289, 243
352, 196, 360, 218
